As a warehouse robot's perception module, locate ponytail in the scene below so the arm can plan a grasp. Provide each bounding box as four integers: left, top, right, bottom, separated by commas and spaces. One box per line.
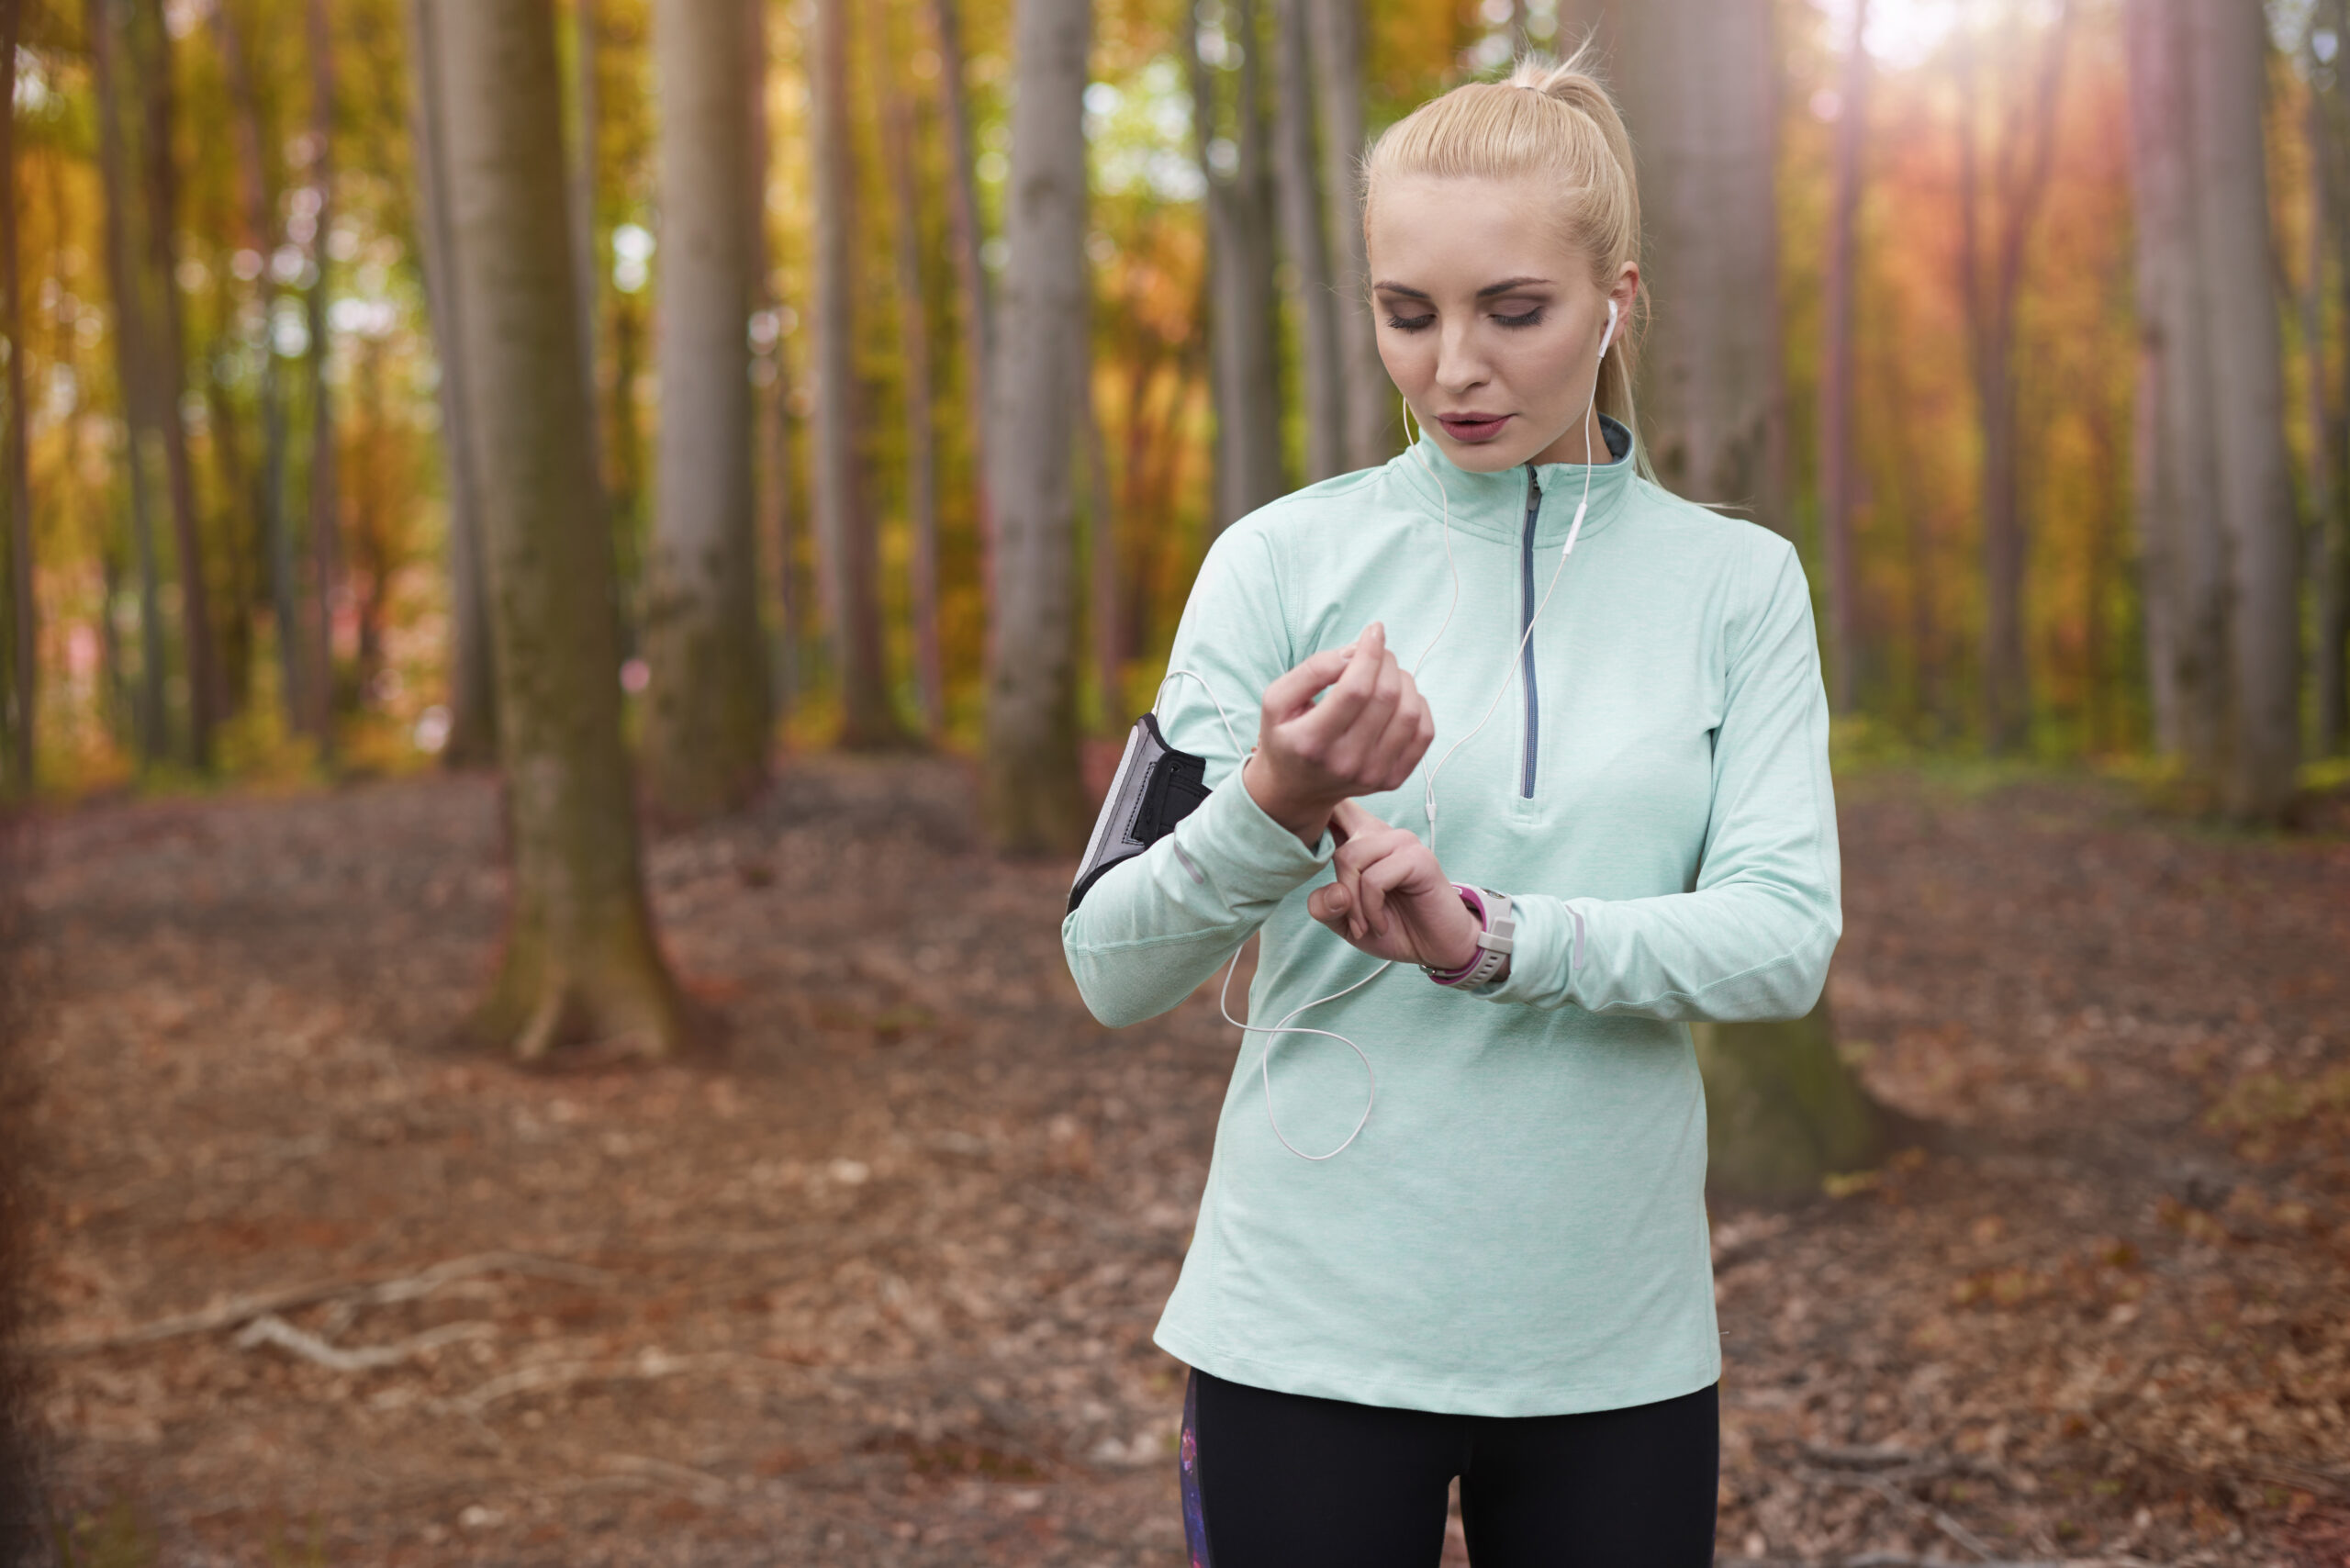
1363, 45, 1652, 477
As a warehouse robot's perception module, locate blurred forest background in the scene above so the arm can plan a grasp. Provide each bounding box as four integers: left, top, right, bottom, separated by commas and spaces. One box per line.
1, 0, 2345, 833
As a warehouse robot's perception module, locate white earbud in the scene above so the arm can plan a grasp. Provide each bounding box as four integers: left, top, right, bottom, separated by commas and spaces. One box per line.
1598, 297, 1617, 361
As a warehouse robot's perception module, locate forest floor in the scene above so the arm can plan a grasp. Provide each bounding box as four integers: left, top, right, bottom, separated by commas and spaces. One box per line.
13, 756, 2350, 1568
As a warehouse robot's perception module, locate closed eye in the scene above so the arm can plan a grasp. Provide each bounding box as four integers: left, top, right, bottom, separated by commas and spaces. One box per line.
1494, 306, 1546, 328
1384, 312, 1436, 331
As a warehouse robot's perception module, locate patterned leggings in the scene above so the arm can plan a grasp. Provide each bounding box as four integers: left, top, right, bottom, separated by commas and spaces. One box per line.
1179, 1369, 1718, 1568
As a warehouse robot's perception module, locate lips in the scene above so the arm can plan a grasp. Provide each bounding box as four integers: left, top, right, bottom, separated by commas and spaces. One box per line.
1435, 412, 1511, 443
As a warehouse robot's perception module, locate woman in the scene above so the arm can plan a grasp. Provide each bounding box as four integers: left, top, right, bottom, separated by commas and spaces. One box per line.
1062, 50, 1839, 1568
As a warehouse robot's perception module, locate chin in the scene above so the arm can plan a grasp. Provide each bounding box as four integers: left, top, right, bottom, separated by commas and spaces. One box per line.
1437, 431, 1549, 473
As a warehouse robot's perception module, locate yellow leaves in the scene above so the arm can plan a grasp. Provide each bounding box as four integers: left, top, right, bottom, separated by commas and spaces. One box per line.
1949, 1263, 2051, 1310
2205, 1065, 2350, 1137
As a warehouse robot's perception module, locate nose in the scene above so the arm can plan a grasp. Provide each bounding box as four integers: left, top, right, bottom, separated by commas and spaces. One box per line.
1433, 318, 1491, 398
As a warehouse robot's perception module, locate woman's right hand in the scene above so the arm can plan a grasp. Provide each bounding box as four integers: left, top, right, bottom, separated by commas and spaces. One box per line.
1242, 622, 1435, 844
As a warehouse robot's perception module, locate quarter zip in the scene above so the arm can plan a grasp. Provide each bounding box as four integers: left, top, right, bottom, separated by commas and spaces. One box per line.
1517, 467, 1541, 798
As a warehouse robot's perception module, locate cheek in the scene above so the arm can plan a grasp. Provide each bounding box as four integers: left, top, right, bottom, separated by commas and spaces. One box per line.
1510, 334, 1589, 415
1376, 330, 1428, 397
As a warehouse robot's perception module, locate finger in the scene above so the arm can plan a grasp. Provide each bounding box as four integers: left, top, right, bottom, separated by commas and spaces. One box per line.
1308, 882, 1352, 930
1366, 673, 1431, 791
1260, 645, 1356, 722
1292, 623, 1386, 751
1311, 644, 1404, 781
1329, 798, 1389, 846
1348, 843, 1404, 935
1330, 838, 1372, 940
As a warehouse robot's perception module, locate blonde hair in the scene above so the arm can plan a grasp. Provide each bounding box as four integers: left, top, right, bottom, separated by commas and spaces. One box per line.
1362, 47, 1650, 475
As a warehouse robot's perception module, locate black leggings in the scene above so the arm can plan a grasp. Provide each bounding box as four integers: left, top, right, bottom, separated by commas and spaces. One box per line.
1180, 1369, 1718, 1568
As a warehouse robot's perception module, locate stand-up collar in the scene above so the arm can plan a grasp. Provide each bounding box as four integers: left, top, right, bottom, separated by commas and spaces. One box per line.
1390, 413, 1639, 547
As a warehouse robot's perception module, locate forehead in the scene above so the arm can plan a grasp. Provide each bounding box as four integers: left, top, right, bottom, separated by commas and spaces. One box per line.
1366, 174, 1579, 289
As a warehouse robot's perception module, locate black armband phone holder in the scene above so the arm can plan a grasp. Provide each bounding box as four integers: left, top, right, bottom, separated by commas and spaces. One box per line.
1068, 712, 1212, 913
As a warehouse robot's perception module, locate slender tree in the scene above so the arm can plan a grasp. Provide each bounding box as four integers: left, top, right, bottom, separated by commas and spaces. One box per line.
811, 0, 904, 746
1818, 0, 1870, 716
1084, 267, 1120, 728
1953, 3, 2070, 754
89, 0, 169, 765
875, 15, 945, 739
2124, 0, 2225, 778
1306, 0, 1388, 472
983, 0, 1090, 851
2, 0, 31, 790
2322, 0, 2350, 756
747, 0, 800, 722
1271, 0, 1344, 482
2303, 20, 2342, 759
302, 0, 339, 749
210, 0, 305, 737
642, 0, 772, 817
2188, 0, 2299, 822
146, 0, 222, 768
404, 0, 499, 766
928, 0, 996, 618
434, 0, 687, 1058
1186, 0, 1285, 532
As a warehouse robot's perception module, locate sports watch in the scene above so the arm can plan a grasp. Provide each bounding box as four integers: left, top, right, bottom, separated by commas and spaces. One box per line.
1426, 885, 1514, 988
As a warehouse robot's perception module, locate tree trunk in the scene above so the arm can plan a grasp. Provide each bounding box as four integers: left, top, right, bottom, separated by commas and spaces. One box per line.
405, 0, 500, 767
89, 0, 169, 767
1186, 0, 1285, 533
876, 28, 944, 741
1, 0, 32, 791
747, 0, 800, 723
2303, 29, 2341, 760
1084, 276, 1120, 730
1271, 0, 1344, 483
1954, 6, 2069, 756
928, 0, 996, 633
1878, 333, 1942, 735
2124, 0, 2182, 756
811, 0, 904, 748
209, 0, 304, 740
2324, 0, 2350, 756
140, 0, 219, 771
981, 0, 1090, 853
565, 0, 616, 657
1306, 0, 1388, 472
434, 0, 687, 1060
2125, 0, 2227, 783
1622, 0, 1878, 1195
642, 0, 773, 819
1818, 0, 1868, 717
302, 0, 339, 753
1618, 0, 1779, 522
1694, 1000, 1883, 1202
2189, 0, 2299, 823
569, 0, 602, 440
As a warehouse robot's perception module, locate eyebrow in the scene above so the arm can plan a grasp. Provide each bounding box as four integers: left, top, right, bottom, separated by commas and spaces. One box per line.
1371, 276, 1555, 300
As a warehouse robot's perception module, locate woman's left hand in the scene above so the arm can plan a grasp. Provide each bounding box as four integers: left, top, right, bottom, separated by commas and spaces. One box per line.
1308, 801, 1483, 970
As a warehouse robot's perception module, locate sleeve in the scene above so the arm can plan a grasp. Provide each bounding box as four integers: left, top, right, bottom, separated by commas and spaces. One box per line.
1061, 525, 1337, 1028
1475, 540, 1841, 1022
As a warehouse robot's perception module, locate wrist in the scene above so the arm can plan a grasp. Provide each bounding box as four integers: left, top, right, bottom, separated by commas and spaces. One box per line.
1427, 885, 1516, 988
1242, 754, 1334, 845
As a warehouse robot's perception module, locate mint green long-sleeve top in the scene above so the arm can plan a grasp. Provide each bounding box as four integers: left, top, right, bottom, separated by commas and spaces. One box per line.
1061, 420, 1841, 1417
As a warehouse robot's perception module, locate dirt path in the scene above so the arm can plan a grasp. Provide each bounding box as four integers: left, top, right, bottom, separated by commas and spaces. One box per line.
17, 760, 2350, 1566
